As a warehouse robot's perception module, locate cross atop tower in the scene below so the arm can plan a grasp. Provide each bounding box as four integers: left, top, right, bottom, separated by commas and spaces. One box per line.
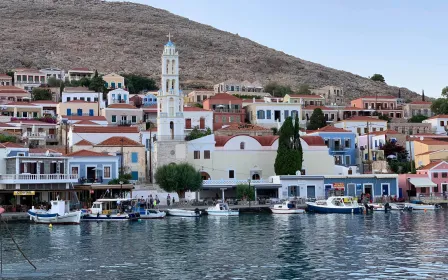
166, 32, 173, 42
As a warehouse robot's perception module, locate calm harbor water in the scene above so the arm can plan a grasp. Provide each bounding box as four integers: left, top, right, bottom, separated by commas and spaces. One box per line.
2, 211, 448, 279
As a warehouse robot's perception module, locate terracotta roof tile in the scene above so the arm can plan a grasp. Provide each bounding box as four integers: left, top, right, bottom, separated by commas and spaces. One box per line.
67, 100, 94, 103
67, 149, 111, 157
5, 102, 37, 106
183, 106, 210, 111
209, 93, 241, 100
303, 105, 336, 110
415, 150, 448, 156
413, 139, 448, 145
418, 160, 446, 170
29, 148, 61, 154
308, 126, 352, 133
0, 86, 29, 94
31, 100, 58, 105
96, 136, 143, 146
74, 139, 93, 146
73, 126, 139, 133
214, 135, 279, 147
0, 142, 23, 148
0, 74, 12, 78
301, 136, 326, 146
107, 104, 138, 109
8, 120, 55, 125
354, 96, 397, 100
242, 99, 265, 103
288, 94, 324, 99
75, 120, 100, 125
0, 122, 15, 128
339, 116, 387, 122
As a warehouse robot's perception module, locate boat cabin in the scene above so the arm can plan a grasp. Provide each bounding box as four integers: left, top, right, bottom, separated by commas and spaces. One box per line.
90, 199, 134, 215
274, 200, 298, 209
326, 196, 358, 207
48, 200, 70, 216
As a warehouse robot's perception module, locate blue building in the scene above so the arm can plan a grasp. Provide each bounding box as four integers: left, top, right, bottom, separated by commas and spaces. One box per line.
324, 174, 399, 198
68, 150, 120, 185
308, 126, 357, 166
142, 93, 158, 106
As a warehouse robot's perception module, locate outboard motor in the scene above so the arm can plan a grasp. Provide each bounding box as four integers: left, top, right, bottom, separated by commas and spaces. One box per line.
194, 208, 201, 216
384, 203, 390, 213
364, 203, 369, 213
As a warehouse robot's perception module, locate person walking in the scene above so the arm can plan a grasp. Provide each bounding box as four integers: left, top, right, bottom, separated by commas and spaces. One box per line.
146, 195, 151, 209
149, 195, 154, 209
172, 196, 175, 205
155, 195, 160, 205
153, 198, 157, 209
167, 194, 171, 207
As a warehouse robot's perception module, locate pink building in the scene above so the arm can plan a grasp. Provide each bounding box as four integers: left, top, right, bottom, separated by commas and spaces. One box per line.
398, 161, 448, 200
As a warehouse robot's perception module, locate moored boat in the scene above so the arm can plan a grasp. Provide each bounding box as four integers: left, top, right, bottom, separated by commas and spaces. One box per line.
28, 200, 81, 225
306, 196, 363, 214
166, 208, 202, 217
205, 203, 239, 216
404, 202, 441, 210
137, 209, 166, 219
369, 203, 405, 211
81, 198, 140, 221
270, 200, 305, 214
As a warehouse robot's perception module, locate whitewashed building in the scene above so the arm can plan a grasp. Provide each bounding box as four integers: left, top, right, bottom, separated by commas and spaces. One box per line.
422, 115, 448, 135
245, 102, 301, 129
333, 116, 388, 136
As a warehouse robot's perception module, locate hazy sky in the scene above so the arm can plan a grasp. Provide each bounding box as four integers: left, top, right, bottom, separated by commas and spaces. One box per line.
112, 0, 447, 97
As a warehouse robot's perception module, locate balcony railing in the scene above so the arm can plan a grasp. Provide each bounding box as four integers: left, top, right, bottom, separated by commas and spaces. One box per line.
330, 146, 346, 151
22, 131, 46, 139
118, 120, 133, 126
202, 179, 269, 185
111, 99, 127, 104
0, 174, 78, 181
214, 109, 243, 113
79, 177, 103, 184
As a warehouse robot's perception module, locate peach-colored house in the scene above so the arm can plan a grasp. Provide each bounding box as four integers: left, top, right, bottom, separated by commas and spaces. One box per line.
351, 96, 403, 118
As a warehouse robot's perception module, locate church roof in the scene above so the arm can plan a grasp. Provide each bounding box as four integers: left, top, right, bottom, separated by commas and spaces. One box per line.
165, 41, 174, 47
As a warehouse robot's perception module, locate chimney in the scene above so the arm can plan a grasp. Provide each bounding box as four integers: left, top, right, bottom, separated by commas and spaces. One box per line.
422, 89, 425, 101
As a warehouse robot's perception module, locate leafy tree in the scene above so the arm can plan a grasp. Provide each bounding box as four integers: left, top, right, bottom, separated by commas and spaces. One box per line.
370, 74, 385, 82
274, 117, 302, 175
389, 161, 411, 174
193, 103, 203, 108
377, 113, 391, 122
47, 77, 62, 87
89, 70, 105, 93
408, 114, 428, 123
236, 184, 255, 200
154, 163, 202, 198
6, 71, 14, 84
297, 84, 312, 95
123, 74, 157, 94
264, 82, 294, 97
293, 114, 303, 168
431, 98, 448, 115
32, 88, 52, 100
108, 173, 132, 185
380, 140, 408, 161
78, 77, 91, 88
307, 108, 326, 130
442, 86, 448, 97
185, 127, 212, 141
0, 134, 17, 143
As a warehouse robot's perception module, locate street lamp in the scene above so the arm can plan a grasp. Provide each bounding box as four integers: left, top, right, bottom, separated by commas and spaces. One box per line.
119, 180, 124, 198
247, 178, 252, 207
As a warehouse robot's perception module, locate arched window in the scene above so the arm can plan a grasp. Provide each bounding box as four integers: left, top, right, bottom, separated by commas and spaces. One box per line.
257, 110, 265, 119
291, 110, 298, 118
240, 142, 245, 150
166, 79, 170, 93
172, 79, 175, 90
252, 173, 260, 180
166, 59, 170, 74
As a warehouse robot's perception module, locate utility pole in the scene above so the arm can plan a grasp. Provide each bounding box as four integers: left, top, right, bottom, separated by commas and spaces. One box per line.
65, 121, 69, 155
366, 121, 372, 173
120, 137, 124, 177
149, 123, 152, 183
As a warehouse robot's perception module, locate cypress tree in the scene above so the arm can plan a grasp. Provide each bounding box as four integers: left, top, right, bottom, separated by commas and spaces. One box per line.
307, 108, 326, 130
274, 117, 303, 175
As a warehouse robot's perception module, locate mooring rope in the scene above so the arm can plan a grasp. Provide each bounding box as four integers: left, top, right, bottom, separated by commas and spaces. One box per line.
1, 219, 37, 270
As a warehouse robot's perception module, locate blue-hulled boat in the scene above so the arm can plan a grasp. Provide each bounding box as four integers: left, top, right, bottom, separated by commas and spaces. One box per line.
28, 200, 82, 224
306, 196, 363, 214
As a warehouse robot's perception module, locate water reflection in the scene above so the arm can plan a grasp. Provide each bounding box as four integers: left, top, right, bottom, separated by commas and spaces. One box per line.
1, 211, 448, 279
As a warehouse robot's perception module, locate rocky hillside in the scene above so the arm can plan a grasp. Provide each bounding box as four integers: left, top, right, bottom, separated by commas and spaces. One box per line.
0, 0, 420, 100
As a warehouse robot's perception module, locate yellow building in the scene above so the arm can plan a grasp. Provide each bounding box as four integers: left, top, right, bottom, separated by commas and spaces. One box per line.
57, 101, 100, 117
413, 138, 448, 167
103, 73, 125, 89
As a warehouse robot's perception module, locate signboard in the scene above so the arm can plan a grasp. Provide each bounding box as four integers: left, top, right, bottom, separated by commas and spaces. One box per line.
356, 184, 362, 192
333, 183, 345, 190
13, 191, 35, 196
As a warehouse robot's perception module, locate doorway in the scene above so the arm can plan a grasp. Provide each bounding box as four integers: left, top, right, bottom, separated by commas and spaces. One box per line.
274, 111, 281, 122
381, 184, 389, 195
347, 183, 356, 196
442, 183, 448, 193
170, 121, 174, 140
307, 185, 316, 198
87, 166, 96, 182
364, 184, 373, 197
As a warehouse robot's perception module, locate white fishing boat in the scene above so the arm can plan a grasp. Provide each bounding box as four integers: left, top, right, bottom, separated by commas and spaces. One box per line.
306, 196, 363, 214
206, 203, 239, 216
270, 200, 305, 214
369, 203, 405, 211
404, 202, 441, 210
137, 209, 167, 219
28, 200, 81, 225
82, 198, 140, 221
166, 208, 202, 217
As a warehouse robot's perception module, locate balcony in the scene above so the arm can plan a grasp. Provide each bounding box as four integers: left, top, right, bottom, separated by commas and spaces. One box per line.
0, 173, 78, 184
214, 109, 243, 113
111, 99, 127, 104
118, 120, 133, 126
22, 131, 46, 140
329, 145, 346, 152
79, 177, 103, 185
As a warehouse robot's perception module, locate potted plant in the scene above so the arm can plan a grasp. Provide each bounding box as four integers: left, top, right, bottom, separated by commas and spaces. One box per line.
9, 197, 16, 212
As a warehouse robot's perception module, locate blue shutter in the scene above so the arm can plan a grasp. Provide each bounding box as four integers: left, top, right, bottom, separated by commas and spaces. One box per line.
131, 171, 138, 180
266, 110, 271, 119
104, 82, 108, 88
285, 110, 289, 118
131, 152, 138, 163
67, 108, 72, 116
118, 83, 122, 88
111, 82, 116, 89
89, 109, 94, 116
123, 94, 127, 101
77, 109, 82, 116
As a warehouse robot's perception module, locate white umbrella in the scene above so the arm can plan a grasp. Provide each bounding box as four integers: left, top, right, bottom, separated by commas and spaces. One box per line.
387, 155, 397, 159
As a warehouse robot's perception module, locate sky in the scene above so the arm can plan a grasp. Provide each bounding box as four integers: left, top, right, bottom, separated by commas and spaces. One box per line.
111, 0, 447, 98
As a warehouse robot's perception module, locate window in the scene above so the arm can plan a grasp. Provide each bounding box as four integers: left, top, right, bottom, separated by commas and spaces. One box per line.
443, 172, 447, 178
89, 109, 94, 116
240, 142, 245, 150
71, 166, 79, 175
185, 118, 192, 129
372, 128, 376, 132
284, 110, 289, 118
266, 110, 271, 119
104, 166, 111, 178
94, 97, 98, 102
87, 97, 91, 102
344, 139, 350, 148
80, 97, 85, 101
204, 150, 210, 159
345, 155, 350, 165
229, 170, 235, 179
434, 172, 438, 178
199, 118, 205, 129
194, 151, 200, 159
435, 185, 439, 193
111, 115, 117, 123
324, 139, 329, 147
441, 121, 445, 126
67, 108, 72, 116
33, 112, 38, 118
380, 128, 384, 131
67, 97, 71, 102
257, 110, 265, 119
118, 83, 122, 88
131, 116, 137, 123
23, 112, 28, 118
131, 152, 138, 163
364, 128, 368, 133
73, 97, 78, 101
357, 128, 361, 135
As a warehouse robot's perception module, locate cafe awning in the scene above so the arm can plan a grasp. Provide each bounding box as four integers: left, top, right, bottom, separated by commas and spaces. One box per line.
409, 178, 437, 188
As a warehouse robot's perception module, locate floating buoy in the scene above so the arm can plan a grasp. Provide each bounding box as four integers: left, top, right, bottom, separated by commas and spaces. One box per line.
138, 219, 142, 222
49, 224, 53, 228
